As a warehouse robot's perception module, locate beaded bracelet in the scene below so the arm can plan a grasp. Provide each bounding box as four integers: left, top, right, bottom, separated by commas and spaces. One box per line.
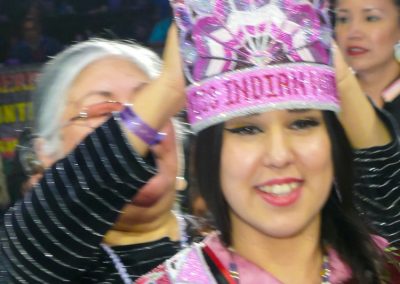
120, 106, 166, 146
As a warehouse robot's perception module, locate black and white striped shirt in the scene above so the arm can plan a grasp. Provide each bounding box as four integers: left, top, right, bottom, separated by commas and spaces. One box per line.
353, 109, 400, 245
0, 116, 164, 283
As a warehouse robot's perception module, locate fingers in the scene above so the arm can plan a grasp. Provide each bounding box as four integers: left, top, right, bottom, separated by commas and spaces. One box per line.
162, 23, 186, 94
331, 40, 355, 84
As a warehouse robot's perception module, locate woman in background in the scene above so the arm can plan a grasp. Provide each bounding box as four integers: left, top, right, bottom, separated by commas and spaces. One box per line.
334, 0, 400, 123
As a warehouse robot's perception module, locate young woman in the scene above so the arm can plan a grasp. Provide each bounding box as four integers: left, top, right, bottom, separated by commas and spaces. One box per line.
137, 0, 400, 283
334, 0, 400, 123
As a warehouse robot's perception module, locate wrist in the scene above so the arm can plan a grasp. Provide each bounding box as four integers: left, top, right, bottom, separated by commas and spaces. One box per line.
336, 67, 357, 90
119, 106, 166, 146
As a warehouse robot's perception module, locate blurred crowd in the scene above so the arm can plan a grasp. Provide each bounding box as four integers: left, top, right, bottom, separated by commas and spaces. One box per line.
0, 0, 172, 65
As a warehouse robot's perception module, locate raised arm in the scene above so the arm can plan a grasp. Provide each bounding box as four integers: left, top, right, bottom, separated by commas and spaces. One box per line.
333, 42, 400, 245
123, 24, 186, 157
333, 42, 392, 149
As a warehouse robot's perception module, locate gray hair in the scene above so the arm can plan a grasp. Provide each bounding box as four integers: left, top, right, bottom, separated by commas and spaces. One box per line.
33, 39, 162, 159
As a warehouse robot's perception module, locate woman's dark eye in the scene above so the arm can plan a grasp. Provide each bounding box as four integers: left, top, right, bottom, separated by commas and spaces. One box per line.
335, 15, 348, 24
291, 119, 320, 130
224, 126, 262, 135
366, 15, 379, 22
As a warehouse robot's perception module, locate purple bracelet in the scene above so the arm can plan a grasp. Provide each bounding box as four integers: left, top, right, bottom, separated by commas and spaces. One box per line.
120, 106, 166, 146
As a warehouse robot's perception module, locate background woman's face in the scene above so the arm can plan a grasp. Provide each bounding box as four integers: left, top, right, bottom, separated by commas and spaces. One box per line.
335, 0, 400, 75
62, 56, 181, 226
220, 109, 333, 241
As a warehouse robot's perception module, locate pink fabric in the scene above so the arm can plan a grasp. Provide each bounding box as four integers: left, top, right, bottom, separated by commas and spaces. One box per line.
174, 247, 215, 283
372, 234, 389, 249
136, 233, 391, 283
205, 233, 353, 284
326, 248, 352, 283
382, 78, 400, 102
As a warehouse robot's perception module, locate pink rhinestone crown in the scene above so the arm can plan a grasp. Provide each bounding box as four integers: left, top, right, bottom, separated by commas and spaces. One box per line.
171, 0, 339, 132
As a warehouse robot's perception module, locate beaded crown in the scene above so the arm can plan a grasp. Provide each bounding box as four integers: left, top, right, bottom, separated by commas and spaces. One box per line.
170, 0, 339, 132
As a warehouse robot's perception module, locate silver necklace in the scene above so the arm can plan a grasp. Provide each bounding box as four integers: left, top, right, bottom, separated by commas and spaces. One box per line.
228, 250, 331, 284
101, 210, 188, 283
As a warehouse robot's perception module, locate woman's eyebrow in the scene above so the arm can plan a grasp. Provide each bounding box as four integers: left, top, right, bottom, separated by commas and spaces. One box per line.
288, 109, 311, 113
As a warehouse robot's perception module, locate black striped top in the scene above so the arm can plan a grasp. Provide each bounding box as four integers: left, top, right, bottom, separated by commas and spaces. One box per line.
353, 109, 400, 245
0, 116, 167, 283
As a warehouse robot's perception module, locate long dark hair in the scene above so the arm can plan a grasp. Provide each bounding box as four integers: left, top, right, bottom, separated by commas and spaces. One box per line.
192, 110, 387, 283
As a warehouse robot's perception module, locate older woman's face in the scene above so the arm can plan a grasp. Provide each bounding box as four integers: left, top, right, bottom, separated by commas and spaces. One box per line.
334, 0, 400, 75
61, 56, 149, 155
220, 109, 333, 242
61, 56, 181, 226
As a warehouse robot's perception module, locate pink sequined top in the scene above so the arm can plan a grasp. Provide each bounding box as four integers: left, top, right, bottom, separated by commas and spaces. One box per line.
136, 232, 391, 283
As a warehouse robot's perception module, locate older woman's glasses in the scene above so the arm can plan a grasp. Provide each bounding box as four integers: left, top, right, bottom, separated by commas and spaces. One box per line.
62, 101, 124, 129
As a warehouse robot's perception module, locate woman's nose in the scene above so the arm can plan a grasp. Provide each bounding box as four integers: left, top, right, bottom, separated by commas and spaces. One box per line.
262, 129, 294, 169
346, 18, 365, 39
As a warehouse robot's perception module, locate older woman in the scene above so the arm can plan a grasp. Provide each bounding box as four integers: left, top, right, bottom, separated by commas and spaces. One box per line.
0, 38, 190, 283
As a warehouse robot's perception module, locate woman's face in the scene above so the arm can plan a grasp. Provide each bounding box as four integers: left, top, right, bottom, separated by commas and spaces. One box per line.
335, 0, 400, 75
220, 109, 333, 241
62, 56, 149, 155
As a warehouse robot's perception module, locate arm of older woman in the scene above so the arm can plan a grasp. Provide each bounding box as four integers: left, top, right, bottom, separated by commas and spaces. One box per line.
122, 24, 185, 157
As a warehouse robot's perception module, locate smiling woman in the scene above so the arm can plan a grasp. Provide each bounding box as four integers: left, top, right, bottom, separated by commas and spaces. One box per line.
334, 0, 400, 123
221, 110, 332, 239
137, 0, 400, 283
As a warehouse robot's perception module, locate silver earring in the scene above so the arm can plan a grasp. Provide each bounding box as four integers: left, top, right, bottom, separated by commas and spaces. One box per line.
394, 40, 400, 62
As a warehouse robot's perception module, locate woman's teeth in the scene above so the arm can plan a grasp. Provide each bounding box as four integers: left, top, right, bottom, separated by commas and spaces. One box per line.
258, 183, 300, 195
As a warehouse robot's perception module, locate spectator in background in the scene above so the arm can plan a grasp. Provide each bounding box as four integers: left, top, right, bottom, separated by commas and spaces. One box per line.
7, 16, 63, 64
334, 0, 400, 124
